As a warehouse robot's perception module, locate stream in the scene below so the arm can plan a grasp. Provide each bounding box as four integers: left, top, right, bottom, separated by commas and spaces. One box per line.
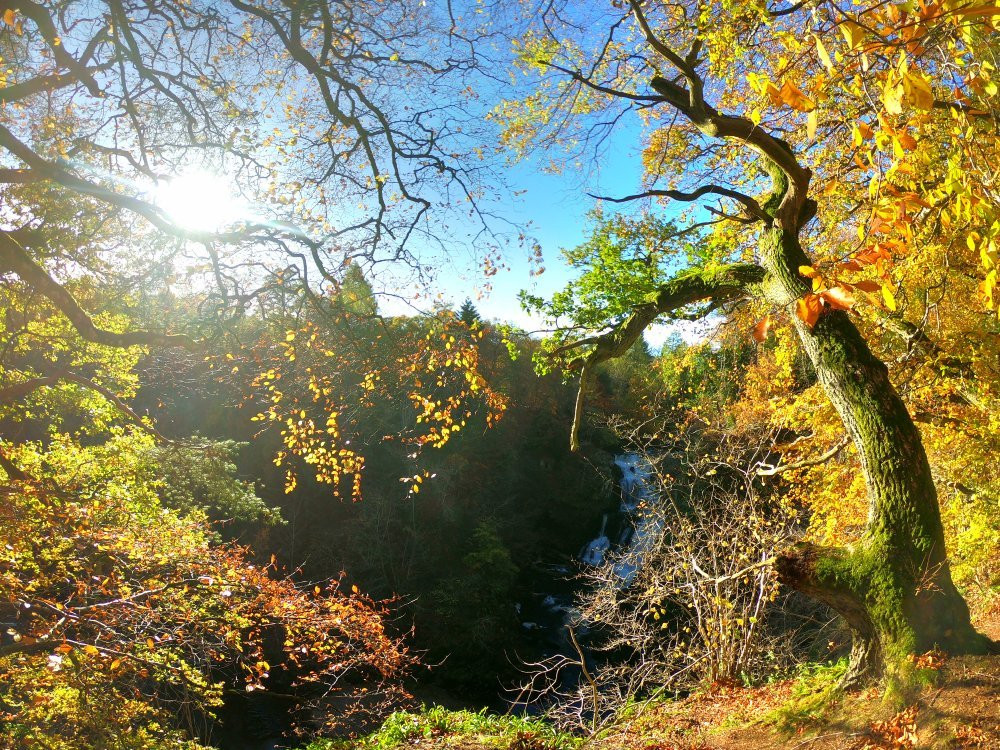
513, 453, 660, 699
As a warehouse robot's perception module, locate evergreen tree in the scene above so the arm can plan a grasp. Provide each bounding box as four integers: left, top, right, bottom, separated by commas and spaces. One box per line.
458, 298, 482, 328
338, 262, 379, 317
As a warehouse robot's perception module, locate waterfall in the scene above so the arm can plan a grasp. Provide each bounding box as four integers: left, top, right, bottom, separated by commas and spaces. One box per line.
581, 454, 660, 584
512, 454, 662, 712
518, 455, 661, 637
579, 514, 610, 565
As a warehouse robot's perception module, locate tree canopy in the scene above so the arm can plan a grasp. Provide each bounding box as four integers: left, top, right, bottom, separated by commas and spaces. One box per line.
1, 0, 999, 745
499, 0, 1000, 685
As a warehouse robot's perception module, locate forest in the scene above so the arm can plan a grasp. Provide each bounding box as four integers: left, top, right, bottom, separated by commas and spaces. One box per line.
1, 0, 999, 748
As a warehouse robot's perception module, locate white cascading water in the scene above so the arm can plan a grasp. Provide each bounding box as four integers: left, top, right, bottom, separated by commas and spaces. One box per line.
579, 513, 610, 566
589, 454, 661, 583
519, 454, 662, 644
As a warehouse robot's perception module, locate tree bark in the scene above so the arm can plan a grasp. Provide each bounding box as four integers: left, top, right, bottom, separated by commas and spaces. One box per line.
553, 15, 996, 684
761, 225, 994, 686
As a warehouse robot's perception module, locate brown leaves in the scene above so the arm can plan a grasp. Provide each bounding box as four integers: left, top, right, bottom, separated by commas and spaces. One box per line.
852, 704, 918, 749
953, 723, 990, 748
909, 647, 947, 670
844, 280, 876, 295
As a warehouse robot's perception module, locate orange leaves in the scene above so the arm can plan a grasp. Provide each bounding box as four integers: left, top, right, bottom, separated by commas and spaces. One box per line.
909, 647, 947, 671
762, 79, 814, 112
852, 280, 882, 293
751, 316, 772, 343
853, 704, 919, 749
760, 258, 880, 333
776, 80, 815, 112
794, 285, 859, 326
792, 257, 898, 328
748, 73, 815, 114
1, 8, 22, 34
854, 121, 876, 145
821, 286, 857, 311
954, 4, 1000, 17
795, 293, 825, 327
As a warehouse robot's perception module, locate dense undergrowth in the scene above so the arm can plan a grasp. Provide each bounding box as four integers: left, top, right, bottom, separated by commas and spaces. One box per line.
325, 640, 999, 750
304, 707, 581, 750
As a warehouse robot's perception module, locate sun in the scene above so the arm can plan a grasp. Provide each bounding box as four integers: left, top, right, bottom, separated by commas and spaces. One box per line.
154, 170, 246, 232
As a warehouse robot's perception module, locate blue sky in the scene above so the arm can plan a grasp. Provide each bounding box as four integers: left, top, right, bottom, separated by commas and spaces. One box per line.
392, 122, 709, 350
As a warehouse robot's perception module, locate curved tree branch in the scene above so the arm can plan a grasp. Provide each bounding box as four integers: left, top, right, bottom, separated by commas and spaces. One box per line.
540, 60, 665, 103
754, 437, 850, 476
565, 262, 766, 450
0, 370, 173, 441
625, 1, 810, 225
589, 185, 769, 223
0, 233, 196, 350
7, 0, 103, 96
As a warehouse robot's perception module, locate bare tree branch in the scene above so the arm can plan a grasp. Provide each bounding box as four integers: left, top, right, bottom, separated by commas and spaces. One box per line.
589, 184, 768, 223
754, 437, 850, 476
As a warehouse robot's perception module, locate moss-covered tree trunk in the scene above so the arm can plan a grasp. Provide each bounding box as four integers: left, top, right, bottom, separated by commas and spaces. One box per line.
563, 43, 995, 686
760, 226, 993, 687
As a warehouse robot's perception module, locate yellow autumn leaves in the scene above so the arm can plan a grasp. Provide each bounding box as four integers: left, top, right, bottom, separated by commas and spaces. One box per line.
883, 56, 935, 115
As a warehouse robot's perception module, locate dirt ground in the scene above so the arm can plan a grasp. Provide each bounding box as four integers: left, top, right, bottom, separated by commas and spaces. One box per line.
378, 609, 1000, 750
591, 609, 1000, 750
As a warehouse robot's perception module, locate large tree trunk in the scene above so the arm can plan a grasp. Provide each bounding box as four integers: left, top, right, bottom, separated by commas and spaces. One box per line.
760, 226, 994, 687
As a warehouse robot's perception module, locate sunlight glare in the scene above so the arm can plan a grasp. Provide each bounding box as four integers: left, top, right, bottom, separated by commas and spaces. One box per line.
154, 171, 245, 232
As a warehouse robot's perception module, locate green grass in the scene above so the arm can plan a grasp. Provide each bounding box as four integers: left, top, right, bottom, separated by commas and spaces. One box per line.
303, 705, 582, 750
760, 659, 848, 733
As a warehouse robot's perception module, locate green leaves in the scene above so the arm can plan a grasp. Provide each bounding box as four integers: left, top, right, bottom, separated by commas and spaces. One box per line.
523, 211, 696, 341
